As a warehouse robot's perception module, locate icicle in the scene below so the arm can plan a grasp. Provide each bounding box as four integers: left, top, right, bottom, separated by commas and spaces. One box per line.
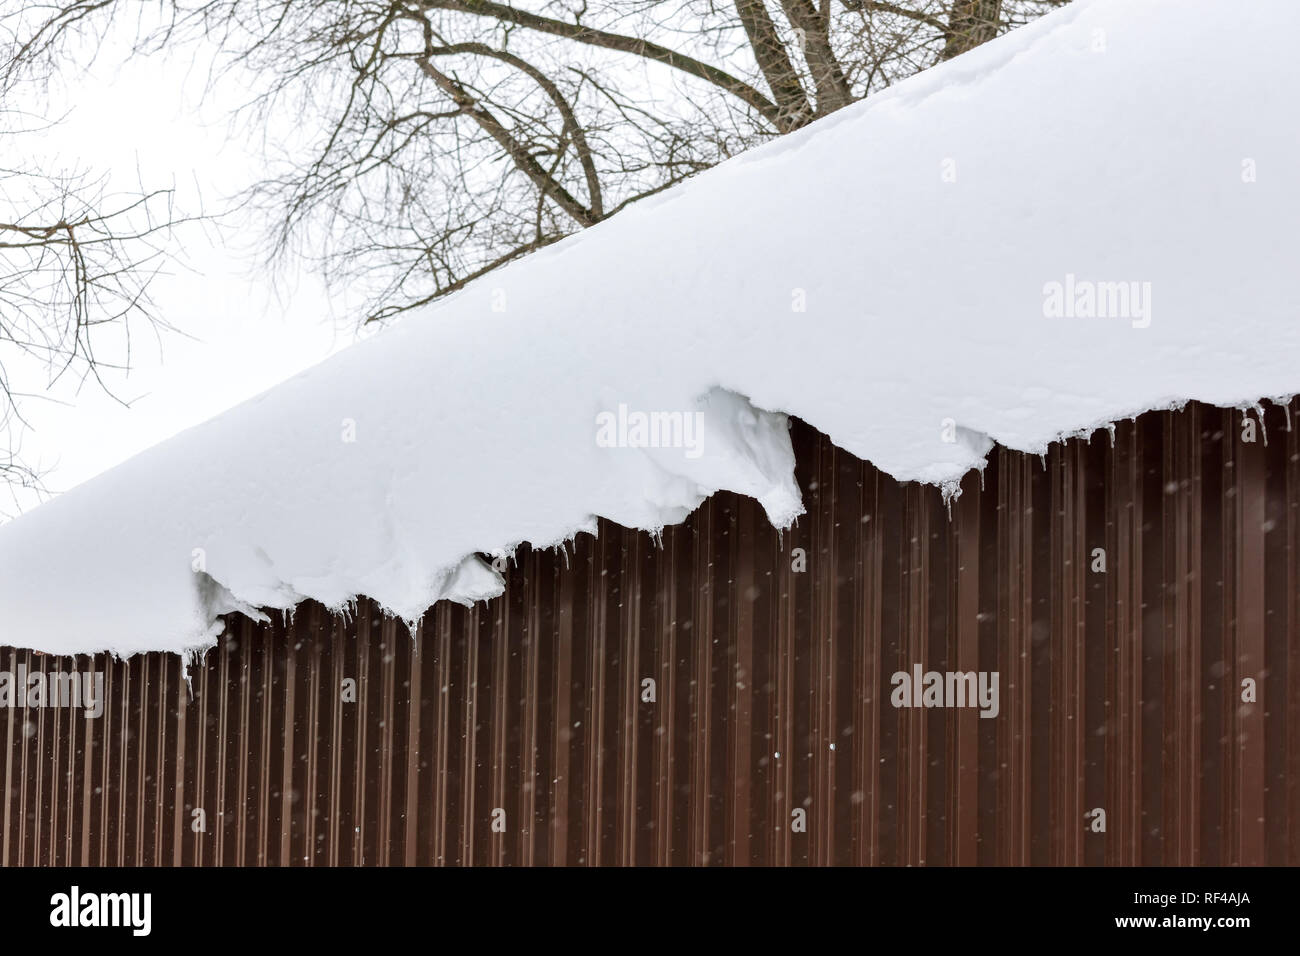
179, 650, 194, 700
940, 480, 962, 519
179, 646, 207, 700
334, 600, 353, 626
1240, 402, 1269, 446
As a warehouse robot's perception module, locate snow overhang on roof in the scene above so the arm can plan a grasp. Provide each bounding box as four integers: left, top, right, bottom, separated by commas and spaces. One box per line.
2, 0, 1298, 659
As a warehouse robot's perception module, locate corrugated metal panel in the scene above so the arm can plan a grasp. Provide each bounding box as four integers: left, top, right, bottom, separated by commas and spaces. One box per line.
2, 399, 1298, 865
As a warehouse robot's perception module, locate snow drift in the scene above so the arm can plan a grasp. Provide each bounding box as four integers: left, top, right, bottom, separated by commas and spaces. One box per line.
3, 0, 1300, 657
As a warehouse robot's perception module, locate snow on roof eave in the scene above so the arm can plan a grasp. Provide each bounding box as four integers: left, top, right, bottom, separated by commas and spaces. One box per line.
3, 0, 1300, 660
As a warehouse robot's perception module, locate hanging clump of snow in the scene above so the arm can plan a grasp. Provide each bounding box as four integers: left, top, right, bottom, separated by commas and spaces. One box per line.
2, 0, 1300, 658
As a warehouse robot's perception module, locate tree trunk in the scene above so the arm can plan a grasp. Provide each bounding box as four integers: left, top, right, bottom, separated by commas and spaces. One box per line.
778, 0, 853, 116
941, 0, 1003, 60
733, 0, 812, 129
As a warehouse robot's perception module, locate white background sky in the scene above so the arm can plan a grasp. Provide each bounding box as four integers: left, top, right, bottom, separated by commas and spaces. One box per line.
8, 33, 358, 514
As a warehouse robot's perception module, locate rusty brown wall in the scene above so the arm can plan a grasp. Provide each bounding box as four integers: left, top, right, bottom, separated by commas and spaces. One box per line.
3, 399, 1299, 866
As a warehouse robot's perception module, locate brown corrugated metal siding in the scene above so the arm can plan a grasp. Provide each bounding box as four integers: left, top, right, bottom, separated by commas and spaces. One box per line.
3, 399, 1299, 865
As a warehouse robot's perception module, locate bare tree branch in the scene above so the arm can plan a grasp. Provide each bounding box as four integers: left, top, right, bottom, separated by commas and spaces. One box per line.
3, 0, 1067, 332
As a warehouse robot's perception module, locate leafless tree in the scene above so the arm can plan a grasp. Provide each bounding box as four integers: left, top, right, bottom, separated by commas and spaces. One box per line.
0, 104, 188, 502
4, 0, 1070, 332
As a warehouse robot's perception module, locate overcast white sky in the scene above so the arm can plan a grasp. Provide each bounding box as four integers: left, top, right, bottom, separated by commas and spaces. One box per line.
7, 34, 356, 514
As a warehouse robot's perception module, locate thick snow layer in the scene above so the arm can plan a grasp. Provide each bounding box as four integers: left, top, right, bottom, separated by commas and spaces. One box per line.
3, 0, 1300, 657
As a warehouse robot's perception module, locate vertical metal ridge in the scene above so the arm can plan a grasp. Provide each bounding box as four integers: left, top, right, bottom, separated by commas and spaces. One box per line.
1108, 420, 1143, 865
730, 497, 755, 866
1, 651, 14, 866
952, 470, 981, 866
234, 617, 252, 865
1047, 441, 1086, 865
551, 558, 573, 866
773, 457, 798, 866
401, 617, 423, 867
652, 526, 677, 865
99, 655, 115, 866
170, 654, 187, 866
578, 531, 601, 865
374, 617, 396, 865
997, 452, 1034, 865
1288, 398, 1300, 865
518, 557, 541, 867
258, 621, 276, 864
325, 613, 345, 865
1164, 406, 1203, 863
810, 437, 836, 866
428, 607, 451, 865
1232, 407, 1268, 864
487, 583, 508, 868
616, 530, 640, 866
51, 658, 65, 865
303, 611, 323, 865
688, 499, 713, 864
26, 650, 39, 865
900, 483, 928, 865
457, 605, 478, 866
151, 655, 166, 866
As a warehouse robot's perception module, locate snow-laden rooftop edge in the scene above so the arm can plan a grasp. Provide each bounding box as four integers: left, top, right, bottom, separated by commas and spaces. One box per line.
3, 0, 1299, 659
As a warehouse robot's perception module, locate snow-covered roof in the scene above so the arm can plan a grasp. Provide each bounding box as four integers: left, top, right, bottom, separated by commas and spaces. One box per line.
3, 0, 1298, 658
